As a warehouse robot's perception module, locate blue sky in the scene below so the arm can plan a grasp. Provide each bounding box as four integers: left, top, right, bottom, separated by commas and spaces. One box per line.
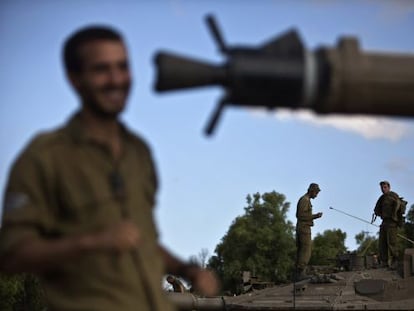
1, 0, 414, 262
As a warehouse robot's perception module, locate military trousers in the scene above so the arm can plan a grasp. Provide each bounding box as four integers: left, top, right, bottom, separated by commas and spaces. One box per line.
296, 225, 312, 270
379, 221, 398, 267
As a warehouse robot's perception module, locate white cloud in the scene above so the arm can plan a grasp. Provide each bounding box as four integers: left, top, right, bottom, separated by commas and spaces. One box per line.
375, 0, 414, 22
386, 157, 414, 174
251, 108, 412, 141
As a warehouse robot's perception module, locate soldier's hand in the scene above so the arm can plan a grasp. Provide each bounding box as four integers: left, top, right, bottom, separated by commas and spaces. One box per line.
92, 221, 141, 253
191, 269, 220, 297
316, 212, 323, 218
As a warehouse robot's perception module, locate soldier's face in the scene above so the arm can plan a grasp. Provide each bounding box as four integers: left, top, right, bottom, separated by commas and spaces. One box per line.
309, 190, 319, 199
70, 40, 131, 118
381, 184, 390, 194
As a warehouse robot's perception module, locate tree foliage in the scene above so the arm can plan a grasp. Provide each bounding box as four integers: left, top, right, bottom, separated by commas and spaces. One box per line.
403, 204, 414, 249
0, 273, 46, 311
208, 191, 296, 294
310, 229, 347, 266
355, 231, 378, 256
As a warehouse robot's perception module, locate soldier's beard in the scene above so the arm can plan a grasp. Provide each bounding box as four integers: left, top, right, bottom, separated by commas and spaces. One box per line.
83, 85, 130, 120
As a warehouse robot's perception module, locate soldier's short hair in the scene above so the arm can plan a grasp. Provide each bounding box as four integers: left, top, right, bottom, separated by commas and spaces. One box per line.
308, 183, 321, 192
379, 180, 390, 187
63, 25, 124, 73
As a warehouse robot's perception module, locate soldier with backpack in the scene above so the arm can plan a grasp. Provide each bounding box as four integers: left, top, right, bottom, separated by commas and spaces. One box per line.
373, 181, 406, 270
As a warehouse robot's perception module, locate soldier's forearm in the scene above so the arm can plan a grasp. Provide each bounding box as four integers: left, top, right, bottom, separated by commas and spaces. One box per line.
0, 234, 94, 274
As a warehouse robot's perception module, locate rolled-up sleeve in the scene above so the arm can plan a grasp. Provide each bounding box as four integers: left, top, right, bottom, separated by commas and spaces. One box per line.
0, 148, 51, 256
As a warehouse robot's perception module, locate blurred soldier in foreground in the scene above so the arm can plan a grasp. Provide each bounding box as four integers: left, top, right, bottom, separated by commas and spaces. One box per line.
295, 183, 323, 280
0, 26, 218, 310
374, 181, 401, 270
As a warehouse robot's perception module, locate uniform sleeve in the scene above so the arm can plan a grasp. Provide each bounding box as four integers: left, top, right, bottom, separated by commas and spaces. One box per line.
296, 196, 313, 222
0, 148, 52, 256
374, 195, 383, 216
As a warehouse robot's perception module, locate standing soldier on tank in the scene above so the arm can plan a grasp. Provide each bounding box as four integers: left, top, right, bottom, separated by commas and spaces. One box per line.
295, 183, 323, 280
373, 181, 401, 270
166, 275, 186, 293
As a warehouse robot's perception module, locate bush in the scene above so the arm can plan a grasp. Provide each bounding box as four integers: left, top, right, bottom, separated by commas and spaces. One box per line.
0, 273, 47, 310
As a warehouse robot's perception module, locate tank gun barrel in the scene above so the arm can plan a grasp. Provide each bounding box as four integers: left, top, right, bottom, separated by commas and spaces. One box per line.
154, 14, 414, 136
167, 292, 226, 311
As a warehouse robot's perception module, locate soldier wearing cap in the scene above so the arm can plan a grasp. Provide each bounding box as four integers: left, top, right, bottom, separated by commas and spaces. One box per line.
295, 183, 323, 280
374, 181, 400, 269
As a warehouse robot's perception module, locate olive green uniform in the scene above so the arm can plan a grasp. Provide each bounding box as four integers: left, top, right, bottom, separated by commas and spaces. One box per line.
0, 113, 175, 311
374, 191, 400, 267
296, 194, 315, 271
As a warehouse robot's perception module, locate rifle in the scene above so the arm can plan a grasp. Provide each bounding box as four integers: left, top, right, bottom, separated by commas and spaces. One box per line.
154, 15, 414, 136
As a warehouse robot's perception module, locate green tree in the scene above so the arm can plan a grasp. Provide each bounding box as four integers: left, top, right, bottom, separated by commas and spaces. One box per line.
208, 191, 296, 294
403, 204, 414, 249
391, 203, 414, 260
355, 231, 378, 256
0, 273, 46, 311
310, 229, 347, 266
0, 273, 23, 311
